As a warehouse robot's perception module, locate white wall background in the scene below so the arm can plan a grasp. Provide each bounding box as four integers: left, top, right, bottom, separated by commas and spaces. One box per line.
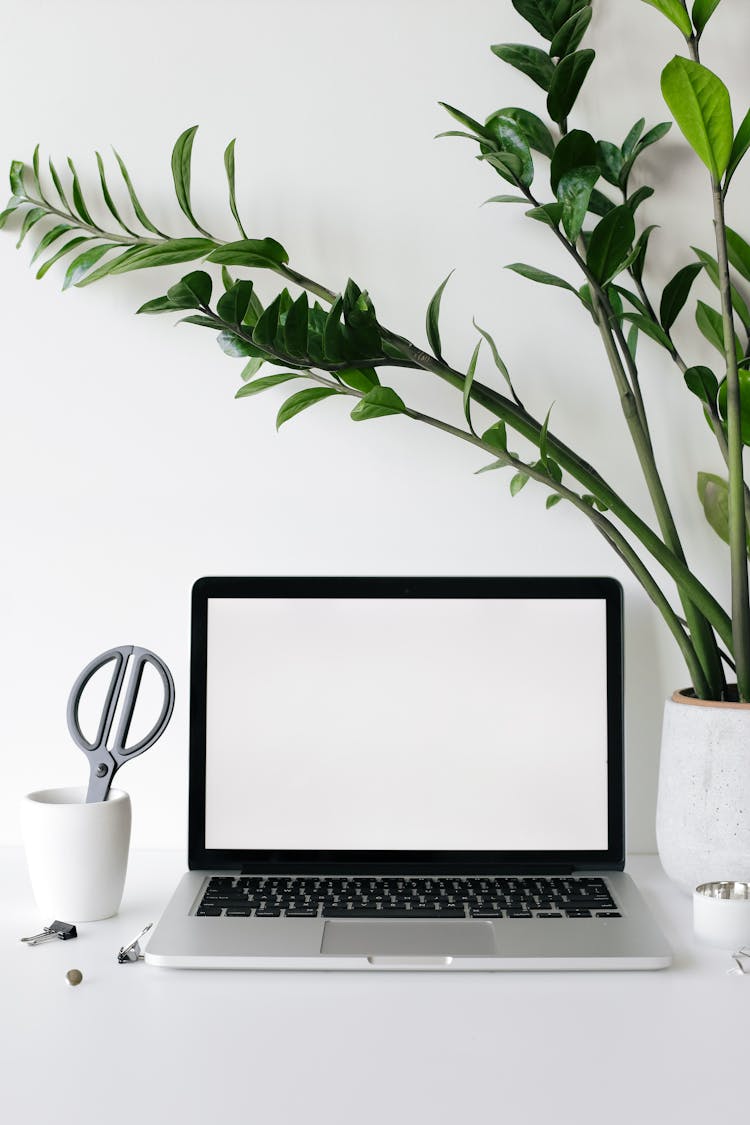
1, 0, 748, 853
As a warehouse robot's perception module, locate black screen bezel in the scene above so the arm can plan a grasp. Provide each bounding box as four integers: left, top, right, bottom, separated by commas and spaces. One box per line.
188, 576, 624, 874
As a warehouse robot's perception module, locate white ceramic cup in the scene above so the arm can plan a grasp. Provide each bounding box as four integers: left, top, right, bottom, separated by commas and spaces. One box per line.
693, 881, 750, 949
20, 787, 132, 921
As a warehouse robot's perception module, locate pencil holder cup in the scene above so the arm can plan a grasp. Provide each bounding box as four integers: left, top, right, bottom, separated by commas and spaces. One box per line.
20, 787, 131, 922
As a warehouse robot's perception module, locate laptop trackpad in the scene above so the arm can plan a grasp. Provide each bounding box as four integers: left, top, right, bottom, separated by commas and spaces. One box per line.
321, 920, 495, 957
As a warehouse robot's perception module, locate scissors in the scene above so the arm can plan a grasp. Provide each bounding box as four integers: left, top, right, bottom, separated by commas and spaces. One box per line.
66, 645, 175, 803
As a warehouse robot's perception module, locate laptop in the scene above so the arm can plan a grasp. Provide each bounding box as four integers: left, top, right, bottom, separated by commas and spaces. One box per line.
145, 576, 671, 970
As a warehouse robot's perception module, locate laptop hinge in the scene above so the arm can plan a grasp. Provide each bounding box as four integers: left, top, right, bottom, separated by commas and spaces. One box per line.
239, 863, 576, 876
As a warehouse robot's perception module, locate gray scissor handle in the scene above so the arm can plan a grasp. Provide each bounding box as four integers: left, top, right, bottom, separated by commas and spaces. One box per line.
67, 645, 175, 802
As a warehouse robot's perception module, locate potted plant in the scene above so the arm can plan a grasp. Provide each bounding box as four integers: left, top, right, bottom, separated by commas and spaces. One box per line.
2, 0, 749, 892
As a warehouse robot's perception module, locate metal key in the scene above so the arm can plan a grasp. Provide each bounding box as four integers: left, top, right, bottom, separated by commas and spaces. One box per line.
21, 921, 78, 946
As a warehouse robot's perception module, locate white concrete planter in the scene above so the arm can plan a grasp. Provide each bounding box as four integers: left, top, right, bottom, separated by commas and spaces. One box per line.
657, 691, 750, 895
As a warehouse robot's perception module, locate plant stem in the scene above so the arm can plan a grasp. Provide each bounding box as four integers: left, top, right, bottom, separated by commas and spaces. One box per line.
711, 176, 750, 697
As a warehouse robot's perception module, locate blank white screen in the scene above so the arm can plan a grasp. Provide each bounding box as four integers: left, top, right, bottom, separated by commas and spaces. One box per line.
204, 597, 609, 851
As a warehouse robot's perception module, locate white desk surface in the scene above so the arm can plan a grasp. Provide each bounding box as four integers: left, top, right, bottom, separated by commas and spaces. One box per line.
3, 849, 746, 1125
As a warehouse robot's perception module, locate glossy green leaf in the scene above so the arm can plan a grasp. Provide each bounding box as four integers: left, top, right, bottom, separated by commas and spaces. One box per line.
550, 129, 598, 193
483, 194, 528, 204
338, 367, 379, 393
620, 312, 673, 350
659, 262, 702, 330
596, 141, 624, 186
511, 0, 558, 39
94, 152, 137, 236
718, 370, 750, 441
438, 103, 490, 139
725, 108, 750, 192
277, 387, 341, 429
622, 119, 645, 158
510, 472, 530, 496
491, 44, 556, 91
558, 166, 600, 240
696, 299, 743, 358
629, 224, 659, 284
283, 292, 309, 357
15, 207, 46, 249
350, 386, 407, 421
726, 228, 750, 282
240, 356, 264, 381
0, 203, 21, 230
546, 493, 564, 509
166, 270, 213, 309
207, 238, 289, 268
426, 271, 453, 360
486, 107, 555, 158
641, 0, 692, 36
29, 223, 72, 264
223, 138, 247, 239
112, 150, 168, 238
684, 365, 719, 406
525, 202, 563, 227
252, 293, 284, 350
217, 280, 253, 325
636, 121, 672, 153
627, 324, 639, 361
485, 115, 534, 186
74, 245, 144, 287
31, 144, 46, 201
626, 185, 655, 213
661, 57, 733, 178
547, 49, 595, 125
171, 126, 211, 236
136, 295, 177, 314
9, 160, 26, 197
552, 0, 591, 28
36, 236, 92, 280
180, 314, 220, 329
472, 320, 522, 404
67, 158, 99, 228
549, 6, 592, 58
463, 340, 482, 434
692, 246, 750, 330
586, 205, 635, 284
588, 188, 616, 216
63, 243, 121, 290
697, 472, 731, 546
48, 158, 72, 211
235, 373, 302, 399
110, 238, 216, 275
507, 262, 577, 293
217, 329, 267, 359
692, 0, 722, 35
481, 420, 508, 452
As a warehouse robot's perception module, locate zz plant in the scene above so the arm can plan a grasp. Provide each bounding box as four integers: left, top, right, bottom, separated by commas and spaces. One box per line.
2, 0, 750, 701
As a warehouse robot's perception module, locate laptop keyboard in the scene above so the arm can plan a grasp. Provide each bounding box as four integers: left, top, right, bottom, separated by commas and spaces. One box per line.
195, 875, 620, 919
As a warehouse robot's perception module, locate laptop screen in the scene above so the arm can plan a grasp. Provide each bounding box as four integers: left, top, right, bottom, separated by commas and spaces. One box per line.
195, 580, 618, 861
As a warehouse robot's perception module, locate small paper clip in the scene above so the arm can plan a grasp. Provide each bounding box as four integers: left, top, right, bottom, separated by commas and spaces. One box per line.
117, 922, 153, 964
727, 947, 750, 975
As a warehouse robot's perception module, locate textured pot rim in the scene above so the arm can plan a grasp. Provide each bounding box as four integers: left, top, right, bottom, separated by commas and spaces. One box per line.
671, 689, 750, 711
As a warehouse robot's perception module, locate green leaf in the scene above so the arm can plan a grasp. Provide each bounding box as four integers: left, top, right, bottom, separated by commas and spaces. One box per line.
472, 320, 521, 403
252, 292, 284, 350
511, 0, 558, 39
622, 119, 646, 158
588, 188, 616, 216
29, 223, 72, 264
695, 299, 743, 359
207, 238, 289, 268
112, 149, 168, 238
659, 262, 703, 330
171, 126, 210, 236
629, 224, 659, 284
525, 202, 563, 228
108, 239, 216, 277
63, 243, 121, 290
338, 367, 379, 393
636, 121, 672, 152
586, 205, 635, 284
463, 340, 482, 434
350, 386, 407, 421
15, 207, 46, 248
240, 356, 264, 381
626, 185, 655, 214
725, 108, 750, 192
641, 0, 692, 36
73, 245, 143, 287
438, 102, 490, 139
283, 291, 309, 357
549, 6, 592, 57
558, 166, 600, 240
621, 312, 673, 350
697, 472, 730, 546
691, 0, 722, 36
217, 280, 253, 326
67, 157, 99, 228
596, 140, 624, 186
684, 365, 718, 406
546, 493, 564, 509
484, 115, 534, 186
550, 129, 598, 193
481, 420, 508, 452
547, 49, 595, 125
47, 157, 72, 212
491, 44, 556, 91
166, 270, 213, 309
95, 152, 137, 236
235, 372, 303, 399
136, 295, 177, 314
223, 138, 247, 239
660, 57, 733, 178
692, 246, 750, 330
0, 202, 21, 230
322, 295, 345, 362
9, 160, 26, 197
506, 262, 577, 293
486, 107, 555, 158
726, 228, 750, 282
217, 330, 264, 358
426, 271, 453, 360
180, 314, 220, 329
539, 404, 554, 467
31, 144, 45, 200
35, 236, 92, 280
510, 472, 530, 496
483, 194, 528, 204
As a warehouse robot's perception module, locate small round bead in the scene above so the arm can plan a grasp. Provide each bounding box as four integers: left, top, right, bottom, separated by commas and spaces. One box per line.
65, 969, 83, 987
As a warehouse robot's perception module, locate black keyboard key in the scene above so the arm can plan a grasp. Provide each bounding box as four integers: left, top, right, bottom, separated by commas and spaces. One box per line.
470, 908, 502, 917
255, 907, 281, 917
225, 907, 254, 917
536, 912, 563, 918
596, 911, 622, 918
565, 910, 593, 918
196, 907, 222, 916
506, 911, 532, 919
285, 908, 319, 917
